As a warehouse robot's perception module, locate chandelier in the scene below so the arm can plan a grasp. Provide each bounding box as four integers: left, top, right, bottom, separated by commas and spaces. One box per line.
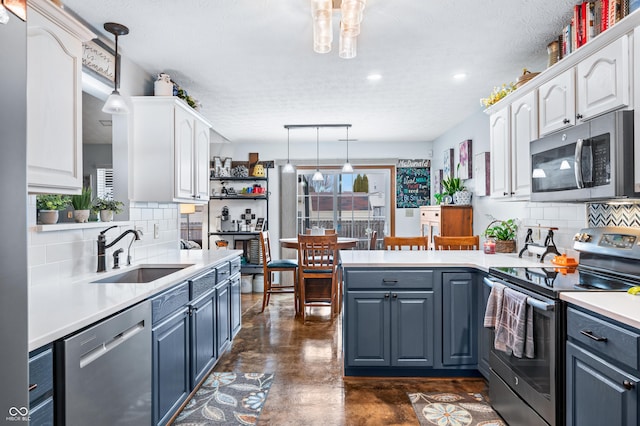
311, 0, 366, 59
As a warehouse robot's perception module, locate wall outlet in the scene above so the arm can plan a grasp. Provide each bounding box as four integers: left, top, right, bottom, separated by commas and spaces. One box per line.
154, 223, 159, 239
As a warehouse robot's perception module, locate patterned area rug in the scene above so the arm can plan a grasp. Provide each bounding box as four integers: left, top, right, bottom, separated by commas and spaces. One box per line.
174, 372, 273, 425
408, 392, 506, 426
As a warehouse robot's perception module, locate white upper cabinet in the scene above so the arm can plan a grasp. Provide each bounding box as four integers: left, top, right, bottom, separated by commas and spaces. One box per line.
130, 97, 211, 204
510, 91, 537, 199
489, 106, 510, 199
26, 0, 95, 194
538, 68, 575, 136
576, 35, 630, 121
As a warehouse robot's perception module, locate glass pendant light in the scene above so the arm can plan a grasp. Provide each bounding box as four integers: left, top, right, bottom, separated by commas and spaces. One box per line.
102, 22, 130, 115
312, 127, 324, 181
283, 127, 295, 173
342, 127, 354, 173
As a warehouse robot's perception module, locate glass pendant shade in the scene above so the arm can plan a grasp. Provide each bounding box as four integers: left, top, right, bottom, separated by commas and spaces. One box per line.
342, 161, 354, 173
312, 170, 324, 181
102, 90, 129, 114
283, 162, 295, 173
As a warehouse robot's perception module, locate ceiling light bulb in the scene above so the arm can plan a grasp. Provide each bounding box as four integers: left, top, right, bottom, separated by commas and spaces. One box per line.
367, 73, 382, 81
453, 73, 467, 80
283, 162, 295, 173
342, 161, 354, 173
312, 170, 324, 181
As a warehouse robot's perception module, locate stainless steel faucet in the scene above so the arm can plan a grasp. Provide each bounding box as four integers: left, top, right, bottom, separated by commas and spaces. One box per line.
97, 226, 142, 272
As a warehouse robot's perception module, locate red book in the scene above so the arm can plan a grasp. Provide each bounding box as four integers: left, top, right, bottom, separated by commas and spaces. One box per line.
602, 0, 609, 31
574, 4, 582, 48
582, 2, 588, 44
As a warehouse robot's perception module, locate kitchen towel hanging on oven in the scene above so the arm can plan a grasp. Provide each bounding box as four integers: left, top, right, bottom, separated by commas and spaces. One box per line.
484, 285, 534, 358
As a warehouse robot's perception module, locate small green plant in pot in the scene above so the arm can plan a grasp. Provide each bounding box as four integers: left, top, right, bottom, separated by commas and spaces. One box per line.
441, 164, 471, 205
71, 187, 92, 223
484, 219, 518, 253
92, 196, 124, 222
36, 194, 71, 224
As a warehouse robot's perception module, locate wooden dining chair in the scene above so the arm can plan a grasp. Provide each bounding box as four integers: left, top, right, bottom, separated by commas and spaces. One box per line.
433, 235, 480, 250
297, 234, 339, 322
259, 231, 297, 313
383, 236, 429, 250
369, 230, 378, 250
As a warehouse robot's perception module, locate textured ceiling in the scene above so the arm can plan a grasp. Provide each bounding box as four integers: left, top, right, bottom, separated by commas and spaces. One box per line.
63, 0, 576, 144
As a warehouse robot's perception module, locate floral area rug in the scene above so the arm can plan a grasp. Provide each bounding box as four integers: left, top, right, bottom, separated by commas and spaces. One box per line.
174, 372, 273, 425
407, 392, 506, 426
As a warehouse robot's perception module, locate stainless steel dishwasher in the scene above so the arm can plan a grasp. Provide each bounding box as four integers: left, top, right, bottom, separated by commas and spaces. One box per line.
56, 300, 152, 425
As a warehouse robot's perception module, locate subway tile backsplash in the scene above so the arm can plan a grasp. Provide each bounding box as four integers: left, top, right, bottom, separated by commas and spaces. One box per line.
28, 199, 180, 287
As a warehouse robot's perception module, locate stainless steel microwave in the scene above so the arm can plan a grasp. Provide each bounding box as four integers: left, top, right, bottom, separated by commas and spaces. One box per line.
530, 110, 635, 202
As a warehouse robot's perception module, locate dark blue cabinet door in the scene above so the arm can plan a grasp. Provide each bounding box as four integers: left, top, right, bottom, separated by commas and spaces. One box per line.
216, 282, 231, 355
566, 341, 639, 426
230, 274, 241, 338
391, 291, 434, 367
191, 290, 216, 388
477, 274, 492, 378
29, 397, 54, 426
152, 307, 190, 426
346, 291, 391, 367
442, 272, 478, 366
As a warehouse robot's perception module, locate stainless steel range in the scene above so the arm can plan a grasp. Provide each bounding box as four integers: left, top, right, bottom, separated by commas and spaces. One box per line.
485, 226, 640, 426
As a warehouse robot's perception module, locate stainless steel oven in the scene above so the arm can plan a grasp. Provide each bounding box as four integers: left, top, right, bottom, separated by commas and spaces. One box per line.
530, 110, 635, 202
486, 226, 640, 426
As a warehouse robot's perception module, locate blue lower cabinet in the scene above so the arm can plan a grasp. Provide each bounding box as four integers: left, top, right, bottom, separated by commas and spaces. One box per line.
216, 280, 231, 355
29, 397, 54, 426
28, 344, 54, 426
230, 274, 241, 338
391, 291, 435, 367
190, 289, 217, 388
442, 272, 477, 366
152, 306, 190, 426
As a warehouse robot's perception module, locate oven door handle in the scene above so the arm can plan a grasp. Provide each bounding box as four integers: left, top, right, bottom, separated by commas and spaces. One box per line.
575, 138, 584, 189
483, 277, 555, 311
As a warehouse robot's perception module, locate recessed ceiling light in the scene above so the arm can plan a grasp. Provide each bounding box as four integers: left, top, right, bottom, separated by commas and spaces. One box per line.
453, 73, 467, 80
367, 73, 382, 81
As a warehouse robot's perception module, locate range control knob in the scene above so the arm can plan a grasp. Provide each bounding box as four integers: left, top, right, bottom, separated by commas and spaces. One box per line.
581, 233, 592, 242
573, 233, 581, 242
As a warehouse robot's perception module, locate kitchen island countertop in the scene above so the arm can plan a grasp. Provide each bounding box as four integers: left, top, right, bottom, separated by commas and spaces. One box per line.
560, 291, 640, 330
29, 249, 242, 351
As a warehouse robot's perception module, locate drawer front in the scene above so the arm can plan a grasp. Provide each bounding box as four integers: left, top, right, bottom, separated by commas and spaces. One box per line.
345, 269, 434, 290
29, 346, 53, 405
216, 262, 231, 284
230, 257, 241, 275
151, 281, 190, 324
29, 397, 54, 426
420, 207, 441, 224
190, 268, 216, 300
567, 307, 640, 370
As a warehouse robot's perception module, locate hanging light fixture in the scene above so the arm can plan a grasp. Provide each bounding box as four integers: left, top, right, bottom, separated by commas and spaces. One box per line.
102, 22, 130, 114
283, 127, 295, 173
342, 127, 354, 173
312, 127, 324, 181
311, 0, 366, 59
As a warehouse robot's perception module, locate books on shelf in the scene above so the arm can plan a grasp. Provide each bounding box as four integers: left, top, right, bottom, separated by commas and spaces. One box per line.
560, 0, 634, 59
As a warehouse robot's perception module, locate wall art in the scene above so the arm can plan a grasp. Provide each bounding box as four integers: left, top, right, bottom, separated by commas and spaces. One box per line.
443, 148, 454, 179
459, 139, 473, 179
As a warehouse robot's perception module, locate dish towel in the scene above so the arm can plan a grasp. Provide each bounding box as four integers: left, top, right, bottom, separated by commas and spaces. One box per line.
494, 287, 532, 358
483, 282, 505, 329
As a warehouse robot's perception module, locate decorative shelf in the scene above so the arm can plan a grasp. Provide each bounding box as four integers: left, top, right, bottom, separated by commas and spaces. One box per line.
210, 196, 267, 200
33, 220, 133, 232
210, 177, 267, 182
209, 231, 260, 236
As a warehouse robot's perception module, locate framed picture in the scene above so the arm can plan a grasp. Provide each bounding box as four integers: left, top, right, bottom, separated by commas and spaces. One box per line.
443, 148, 454, 179
82, 39, 117, 86
474, 152, 491, 196
433, 169, 442, 195
459, 139, 473, 179
255, 217, 265, 231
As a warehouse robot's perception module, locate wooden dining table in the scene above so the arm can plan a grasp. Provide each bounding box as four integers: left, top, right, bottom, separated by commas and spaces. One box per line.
279, 237, 359, 250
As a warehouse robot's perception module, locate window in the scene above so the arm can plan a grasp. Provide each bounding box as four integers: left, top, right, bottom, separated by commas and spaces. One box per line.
96, 167, 114, 199
296, 167, 392, 249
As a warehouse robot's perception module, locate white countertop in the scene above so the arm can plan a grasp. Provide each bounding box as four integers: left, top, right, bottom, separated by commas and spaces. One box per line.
561, 292, 640, 330
28, 249, 242, 351
340, 250, 547, 271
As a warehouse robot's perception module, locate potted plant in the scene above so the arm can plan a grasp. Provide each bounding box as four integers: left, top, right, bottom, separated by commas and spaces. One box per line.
71, 187, 92, 223
484, 218, 518, 253
441, 164, 471, 205
92, 196, 124, 222
36, 194, 71, 224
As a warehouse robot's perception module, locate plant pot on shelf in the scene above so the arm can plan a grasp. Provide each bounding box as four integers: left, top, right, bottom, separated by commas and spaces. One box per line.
453, 190, 472, 205
73, 209, 90, 223
99, 210, 114, 222
39, 210, 59, 225
495, 240, 517, 253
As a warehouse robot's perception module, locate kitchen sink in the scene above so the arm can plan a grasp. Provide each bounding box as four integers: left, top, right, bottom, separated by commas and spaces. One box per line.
91, 264, 194, 284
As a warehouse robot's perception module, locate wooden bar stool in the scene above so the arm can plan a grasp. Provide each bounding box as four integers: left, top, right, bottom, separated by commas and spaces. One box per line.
259, 231, 297, 313
383, 236, 429, 250
432, 235, 480, 250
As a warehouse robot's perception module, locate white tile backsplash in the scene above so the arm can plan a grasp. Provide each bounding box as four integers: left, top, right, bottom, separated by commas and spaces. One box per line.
29, 202, 181, 286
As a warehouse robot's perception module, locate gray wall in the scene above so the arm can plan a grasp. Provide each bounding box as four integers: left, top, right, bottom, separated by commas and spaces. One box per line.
0, 13, 29, 423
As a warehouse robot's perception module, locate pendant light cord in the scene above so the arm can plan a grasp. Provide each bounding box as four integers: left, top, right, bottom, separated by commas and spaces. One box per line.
316, 127, 320, 170
346, 127, 350, 162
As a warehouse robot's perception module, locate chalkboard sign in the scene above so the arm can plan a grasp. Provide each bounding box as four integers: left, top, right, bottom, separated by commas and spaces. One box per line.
396, 159, 431, 208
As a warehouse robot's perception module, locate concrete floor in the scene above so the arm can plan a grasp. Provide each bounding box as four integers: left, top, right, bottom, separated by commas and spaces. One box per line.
194, 292, 488, 425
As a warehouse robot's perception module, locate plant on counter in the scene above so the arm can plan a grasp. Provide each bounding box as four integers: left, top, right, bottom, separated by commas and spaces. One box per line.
484, 218, 518, 241
71, 187, 92, 223
36, 194, 71, 211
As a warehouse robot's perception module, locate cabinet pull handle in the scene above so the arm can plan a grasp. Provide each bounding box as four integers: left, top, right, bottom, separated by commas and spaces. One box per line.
576, 114, 583, 120
28, 383, 38, 392
563, 118, 570, 124
434, 213, 439, 217
503, 192, 508, 196
392, 293, 398, 299
580, 329, 608, 342
623, 380, 635, 390
384, 293, 390, 299
382, 279, 398, 285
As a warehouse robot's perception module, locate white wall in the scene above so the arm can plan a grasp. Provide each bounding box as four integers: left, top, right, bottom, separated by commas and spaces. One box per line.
431, 109, 587, 255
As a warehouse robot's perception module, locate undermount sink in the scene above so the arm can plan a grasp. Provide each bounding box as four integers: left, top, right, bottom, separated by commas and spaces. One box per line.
91, 264, 194, 284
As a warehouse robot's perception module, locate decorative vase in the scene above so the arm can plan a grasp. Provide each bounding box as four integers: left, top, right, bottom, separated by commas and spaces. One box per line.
453, 190, 472, 205
99, 210, 114, 222
73, 209, 90, 223
495, 240, 517, 253
39, 210, 59, 225
154, 73, 173, 96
